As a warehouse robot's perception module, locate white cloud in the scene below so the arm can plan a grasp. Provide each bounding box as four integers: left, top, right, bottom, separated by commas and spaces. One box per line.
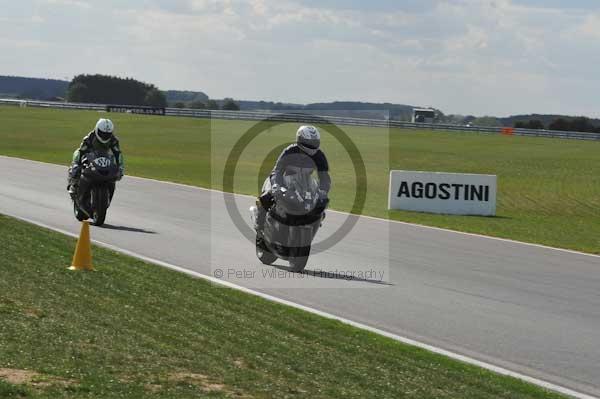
1, 0, 599, 116
44, 0, 91, 8
570, 13, 600, 39
250, 0, 267, 16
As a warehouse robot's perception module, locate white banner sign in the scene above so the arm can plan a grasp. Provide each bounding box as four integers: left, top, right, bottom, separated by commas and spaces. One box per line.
388, 170, 497, 216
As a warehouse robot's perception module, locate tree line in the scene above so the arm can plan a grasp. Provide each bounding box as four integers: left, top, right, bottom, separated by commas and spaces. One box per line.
514, 117, 600, 133
0, 75, 68, 100
11, 74, 596, 129
66, 74, 241, 110
67, 74, 167, 107
173, 98, 240, 110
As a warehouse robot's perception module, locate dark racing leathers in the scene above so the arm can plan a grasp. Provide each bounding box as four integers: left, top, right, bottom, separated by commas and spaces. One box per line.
68, 132, 124, 208
256, 144, 331, 230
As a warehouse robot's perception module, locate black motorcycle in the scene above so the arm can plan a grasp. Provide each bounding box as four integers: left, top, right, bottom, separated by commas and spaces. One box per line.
251, 172, 328, 272
72, 150, 120, 226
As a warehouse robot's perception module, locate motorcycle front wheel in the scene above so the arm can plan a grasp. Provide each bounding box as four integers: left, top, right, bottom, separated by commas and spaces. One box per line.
288, 256, 308, 273
90, 187, 108, 226
73, 202, 87, 221
256, 236, 277, 265
288, 246, 310, 273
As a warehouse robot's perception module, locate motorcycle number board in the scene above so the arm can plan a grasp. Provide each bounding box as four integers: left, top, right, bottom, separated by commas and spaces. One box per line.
388, 170, 497, 216
94, 157, 111, 167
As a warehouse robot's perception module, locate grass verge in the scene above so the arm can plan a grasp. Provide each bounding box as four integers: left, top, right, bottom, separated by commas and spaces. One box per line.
0, 105, 598, 253
0, 213, 567, 398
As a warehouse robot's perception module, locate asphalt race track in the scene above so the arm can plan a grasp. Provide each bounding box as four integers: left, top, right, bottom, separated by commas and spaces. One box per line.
1, 156, 599, 397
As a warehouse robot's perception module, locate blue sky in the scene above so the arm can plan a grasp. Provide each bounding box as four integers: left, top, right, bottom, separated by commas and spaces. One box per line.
2, 0, 600, 117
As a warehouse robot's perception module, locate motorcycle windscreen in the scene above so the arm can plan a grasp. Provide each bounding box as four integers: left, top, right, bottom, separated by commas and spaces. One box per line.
283, 168, 318, 194
281, 168, 319, 215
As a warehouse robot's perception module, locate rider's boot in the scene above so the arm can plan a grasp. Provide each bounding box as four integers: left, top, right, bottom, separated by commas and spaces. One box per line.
255, 203, 266, 234
67, 178, 78, 201
67, 164, 81, 201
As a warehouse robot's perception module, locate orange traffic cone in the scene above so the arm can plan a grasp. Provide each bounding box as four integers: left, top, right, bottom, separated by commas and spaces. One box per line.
69, 221, 94, 271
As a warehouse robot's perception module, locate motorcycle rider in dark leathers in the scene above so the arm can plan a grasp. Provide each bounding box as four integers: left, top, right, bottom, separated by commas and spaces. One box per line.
255, 125, 331, 230
67, 118, 124, 208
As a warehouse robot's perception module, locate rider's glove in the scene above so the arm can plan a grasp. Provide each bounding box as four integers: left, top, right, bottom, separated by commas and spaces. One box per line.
68, 164, 81, 179
317, 189, 329, 207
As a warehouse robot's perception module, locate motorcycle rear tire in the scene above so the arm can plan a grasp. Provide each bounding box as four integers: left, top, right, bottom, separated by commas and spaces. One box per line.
91, 188, 108, 227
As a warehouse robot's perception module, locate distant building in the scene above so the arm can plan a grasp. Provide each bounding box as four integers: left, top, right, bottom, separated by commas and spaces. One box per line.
412, 108, 436, 123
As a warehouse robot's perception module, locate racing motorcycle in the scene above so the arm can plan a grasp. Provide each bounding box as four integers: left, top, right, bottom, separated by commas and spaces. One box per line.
250, 172, 328, 272
71, 150, 120, 226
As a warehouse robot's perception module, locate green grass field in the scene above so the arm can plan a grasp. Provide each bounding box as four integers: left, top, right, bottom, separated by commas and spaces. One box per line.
1, 105, 599, 254
0, 214, 566, 398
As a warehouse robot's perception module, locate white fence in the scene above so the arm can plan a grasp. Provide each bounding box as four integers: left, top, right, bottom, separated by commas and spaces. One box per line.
2, 98, 599, 141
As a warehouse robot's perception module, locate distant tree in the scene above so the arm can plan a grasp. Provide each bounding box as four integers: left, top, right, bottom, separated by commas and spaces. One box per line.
463, 115, 476, 124
66, 82, 88, 103
0, 75, 68, 99
164, 90, 209, 104
144, 88, 167, 107
18, 88, 45, 99
442, 114, 465, 124
515, 119, 544, 129
189, 100, 206, 109
67, 74, 166, 106
527, 120, 544, 129
206, 99, 220, 110
570, 117, 594, 132
221, 98, 240, 111
547, 117, 600, 132
174, 102, 186, 108
548, 118, 570, 131
472, 116, 500, 127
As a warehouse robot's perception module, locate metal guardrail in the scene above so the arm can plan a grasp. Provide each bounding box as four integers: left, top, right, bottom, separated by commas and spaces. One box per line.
0, 98, 106, 111
2, 98, 599, 141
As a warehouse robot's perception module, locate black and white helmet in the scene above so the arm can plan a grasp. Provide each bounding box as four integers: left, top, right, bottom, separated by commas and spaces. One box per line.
94, 118, 114, 144
296, 125, 320, 155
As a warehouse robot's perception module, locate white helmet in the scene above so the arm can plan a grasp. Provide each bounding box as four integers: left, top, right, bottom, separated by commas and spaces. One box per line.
296, 125, 320, 155
94, 118, 114, 144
